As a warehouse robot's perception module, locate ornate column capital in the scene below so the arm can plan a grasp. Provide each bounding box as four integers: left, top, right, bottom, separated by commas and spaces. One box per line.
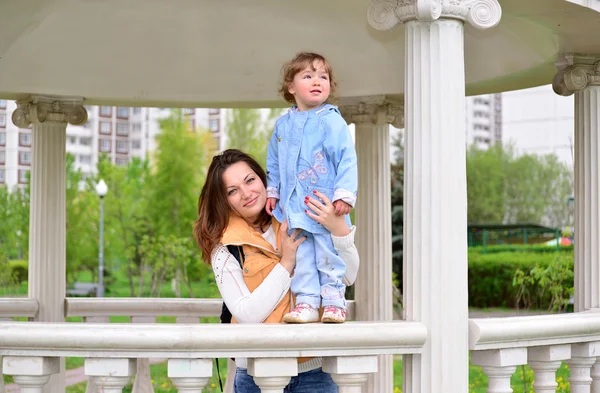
339, 95, 404, 128
553, 54, 600, 97
367, 0, 502, 31
12, 95, 87, 128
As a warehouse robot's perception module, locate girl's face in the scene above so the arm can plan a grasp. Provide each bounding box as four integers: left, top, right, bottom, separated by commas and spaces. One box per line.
222, 161, 267, 224
288, 60, 331, 111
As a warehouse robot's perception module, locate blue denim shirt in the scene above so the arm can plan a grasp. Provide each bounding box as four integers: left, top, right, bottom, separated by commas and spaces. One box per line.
266, 104, 358, 234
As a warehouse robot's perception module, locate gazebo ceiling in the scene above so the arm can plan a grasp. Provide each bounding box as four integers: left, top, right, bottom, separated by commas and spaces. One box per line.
0, 0, 599, 108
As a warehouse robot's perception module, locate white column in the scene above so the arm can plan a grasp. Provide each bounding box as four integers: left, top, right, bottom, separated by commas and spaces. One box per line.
367, 1, 501, 392
3, 357, 60, 393
12, 96, 87, 393
553, 56, 600, 312
471, 349, 527, 393
528, 345, 571, 393
167, 359, 212, 393
247, 358, 297, 393
340, 95, 402, 393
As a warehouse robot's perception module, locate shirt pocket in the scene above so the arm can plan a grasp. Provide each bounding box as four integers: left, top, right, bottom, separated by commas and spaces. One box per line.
242, 253, 277, 291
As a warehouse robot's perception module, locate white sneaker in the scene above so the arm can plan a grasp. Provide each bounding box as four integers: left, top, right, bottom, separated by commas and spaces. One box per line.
283, 303, 319, 323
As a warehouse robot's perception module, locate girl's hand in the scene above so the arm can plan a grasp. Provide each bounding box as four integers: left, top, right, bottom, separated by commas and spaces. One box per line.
304, 191, 351, 237
333, 200, 352, 216
266, 198, 277, 216
278, 220, 305, 274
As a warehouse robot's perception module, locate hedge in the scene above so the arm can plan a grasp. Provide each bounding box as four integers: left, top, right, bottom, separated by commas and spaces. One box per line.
8, 260, 28, 284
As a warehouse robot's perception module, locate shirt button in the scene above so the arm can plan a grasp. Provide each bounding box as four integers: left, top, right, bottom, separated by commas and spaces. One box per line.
244, 268, 248, 273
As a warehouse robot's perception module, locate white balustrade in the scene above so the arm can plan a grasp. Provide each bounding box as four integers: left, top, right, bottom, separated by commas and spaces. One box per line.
323, 355, 378, 393
471, 348, 527, 393
528, 345, 571, 393
247, 358, 297, 393
167, 359, 212, 393
569, 343, 600, 393
85, 358, 137, 393
3, 357, 59, 393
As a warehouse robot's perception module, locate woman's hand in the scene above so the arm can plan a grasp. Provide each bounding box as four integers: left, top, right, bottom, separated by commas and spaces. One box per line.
278, 220, 306, 275
304, 191, 351, 237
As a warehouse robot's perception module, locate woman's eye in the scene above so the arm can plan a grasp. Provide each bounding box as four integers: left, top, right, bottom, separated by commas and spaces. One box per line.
228, 189, 236, 196
247, 177, 255, 183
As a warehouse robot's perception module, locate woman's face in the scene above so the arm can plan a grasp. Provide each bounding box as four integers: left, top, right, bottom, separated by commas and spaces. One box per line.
222, 161, 267, 223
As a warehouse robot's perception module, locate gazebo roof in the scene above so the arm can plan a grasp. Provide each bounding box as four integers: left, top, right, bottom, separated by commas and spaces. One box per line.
1, 0, 600, 107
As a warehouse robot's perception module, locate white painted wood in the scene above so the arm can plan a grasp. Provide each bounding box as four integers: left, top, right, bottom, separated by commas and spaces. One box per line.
402, 18, 469, 393
528, 344, 571, 392
85, 359, 136, 393
247, 358, 297, 393
167, 359, 212, 393
340, 97, 401, 393
11, 95, 87, 393
3, 357, 60, 393
323, 355, 378, 393
0, 299, 38, 318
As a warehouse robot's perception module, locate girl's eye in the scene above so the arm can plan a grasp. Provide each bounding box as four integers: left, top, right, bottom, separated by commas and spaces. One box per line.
303, 74, 311, 79
321, 75, 329, 80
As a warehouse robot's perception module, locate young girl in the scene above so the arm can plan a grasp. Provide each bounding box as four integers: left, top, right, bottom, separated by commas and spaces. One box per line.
266, 52, 358, 323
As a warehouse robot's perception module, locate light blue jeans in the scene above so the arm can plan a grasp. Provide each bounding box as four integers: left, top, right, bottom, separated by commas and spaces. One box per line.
291, 231, 347, 309
234, 367, 338, 393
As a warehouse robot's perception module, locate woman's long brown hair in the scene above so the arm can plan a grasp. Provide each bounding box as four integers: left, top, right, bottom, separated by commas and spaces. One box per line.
193, 149, 271, 264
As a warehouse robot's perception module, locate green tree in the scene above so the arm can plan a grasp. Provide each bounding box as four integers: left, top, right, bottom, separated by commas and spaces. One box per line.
391, 131, 404, 295
225, 108, 284, 166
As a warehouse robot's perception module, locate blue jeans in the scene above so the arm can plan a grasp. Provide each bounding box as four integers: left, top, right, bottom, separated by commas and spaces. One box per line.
234, 367, 338, 393
291, 231, 347, 309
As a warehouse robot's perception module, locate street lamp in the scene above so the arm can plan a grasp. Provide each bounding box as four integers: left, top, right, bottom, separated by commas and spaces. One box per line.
95, 179, 108, 297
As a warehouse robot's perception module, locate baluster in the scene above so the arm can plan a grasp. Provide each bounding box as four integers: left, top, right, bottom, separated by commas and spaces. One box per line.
322, 355, 377, 393
3, 356, 60, 393
592, 358, 600, 393
167, 359, 212, 393
471, 348, 527, 393
247, 358, 297, 393
85, 358, 137, 393
84, 315, 110, 393
528, 345, 571, 393
568, 343, 600, 393
131, 316, 155, 393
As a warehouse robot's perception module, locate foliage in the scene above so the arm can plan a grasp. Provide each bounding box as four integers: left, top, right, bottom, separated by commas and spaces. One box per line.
225, 108, 283, 167
467, 144, 573, 227
0, 184, 29, 260
391, 131, 404, 295
468, 248, 573, 309
8, 259, 27, 284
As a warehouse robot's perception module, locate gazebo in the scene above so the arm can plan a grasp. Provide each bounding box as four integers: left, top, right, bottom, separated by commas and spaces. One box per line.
2, 1, 600, 392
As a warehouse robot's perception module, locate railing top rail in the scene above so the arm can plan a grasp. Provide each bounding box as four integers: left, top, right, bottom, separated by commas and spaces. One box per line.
469, 309, 600, 350
0, 320, 426, 358
65, 298, 356, 319
0, 298, 38, 318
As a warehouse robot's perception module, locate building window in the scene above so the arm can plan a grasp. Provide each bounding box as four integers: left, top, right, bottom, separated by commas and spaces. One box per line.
0, 113, 6, 128
116, 157, 129, 167
99, 139, 111, 152
99, 106, 112, 117
116, 123, 129, 136
188, 119, 195, 131
117, 140, 129, 153
133, 107, 142, 115
117, 107, 129, 119
182, 108, 194, 115
79, 155, 91, 165
0, 100, 6, 109
0, 150, 5, 164
209, 119, 219, 133
0, 169, 4, 183
19, 151, 31, 166
209, 108, 220, 115
68, 136, 77, 145
132, 123, 141, 132
80, 137, 92, 146
132, 140, 141, 150
99, 121, 112, 135
0, 132, 5, 146
18, 169, 29, 184
19, 132, 32, 147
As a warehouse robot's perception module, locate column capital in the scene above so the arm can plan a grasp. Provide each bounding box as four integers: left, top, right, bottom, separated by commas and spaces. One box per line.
367, 0, 501, 31
12, 95, 87, 128
553, 54, 600, 96
338, 95, 403, 127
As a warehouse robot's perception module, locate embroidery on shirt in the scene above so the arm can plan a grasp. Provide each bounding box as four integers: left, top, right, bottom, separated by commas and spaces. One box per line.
297, 152, 328, 184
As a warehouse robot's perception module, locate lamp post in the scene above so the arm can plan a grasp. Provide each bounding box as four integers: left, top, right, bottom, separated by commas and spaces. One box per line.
95, 179, 108, 297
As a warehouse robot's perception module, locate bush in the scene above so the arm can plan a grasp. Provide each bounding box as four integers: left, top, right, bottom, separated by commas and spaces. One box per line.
469, 244, 573, 255
468, 250, 573, 309
8, 260, 28, 284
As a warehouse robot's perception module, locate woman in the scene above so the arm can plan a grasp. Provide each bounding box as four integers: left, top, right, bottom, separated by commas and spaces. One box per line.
193, 149, 359, 393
